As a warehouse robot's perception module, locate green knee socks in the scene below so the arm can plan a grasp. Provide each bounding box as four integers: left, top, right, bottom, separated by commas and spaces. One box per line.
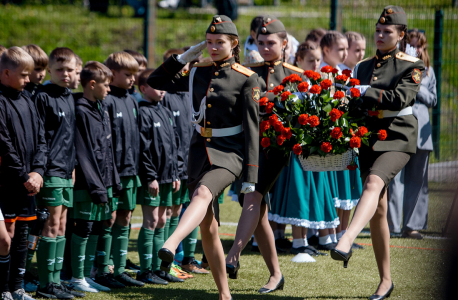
168, 216, 179, 239
183, 226, 198, 258
112, 223, 129, 276
25, 248, 35, 272
71, 234, 87, 280
54, 236, 66, 284
84, 235, 98, 278
152, 227, 165, 271
164, 218, 170, 241
97, 226, 112, 276
137, 227, 154, 273
37, 236, 56, 288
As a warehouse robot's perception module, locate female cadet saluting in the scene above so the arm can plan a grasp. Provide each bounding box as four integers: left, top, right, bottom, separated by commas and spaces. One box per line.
331, 6, 425, 300
225, 16, 306, 293
147, 15, 260, 300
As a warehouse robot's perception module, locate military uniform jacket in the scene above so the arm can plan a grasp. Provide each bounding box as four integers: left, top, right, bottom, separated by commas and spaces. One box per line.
74, 97, 121, 204
0, 83, 47, 187
138, 101, 182, 184
104, 86, 141, 177
162, 92, 192, 180
354, 48, 425, 154
35, 84, 76, 179
147, 55, 260, 183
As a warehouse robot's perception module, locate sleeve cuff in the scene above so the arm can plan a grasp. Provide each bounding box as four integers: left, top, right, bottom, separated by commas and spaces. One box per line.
21, 173, 30, 183
362, 88, 382, 108
244, 165, 259, 184
90, 192, 108, 204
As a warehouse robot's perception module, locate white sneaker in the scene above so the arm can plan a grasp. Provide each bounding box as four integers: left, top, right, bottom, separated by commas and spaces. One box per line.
11, 289, 35, 300
1, 292, 14, 300
69, 277, 99, 293
85, 277, 111, 292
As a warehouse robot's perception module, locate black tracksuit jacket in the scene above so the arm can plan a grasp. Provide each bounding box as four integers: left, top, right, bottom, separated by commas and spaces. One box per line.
74, 97, 121, 204
162, 92, 192, 180
138, 100, 182, 184
34, 84, 76, 180
23, 82, 42, 101
104, 85, 140, 177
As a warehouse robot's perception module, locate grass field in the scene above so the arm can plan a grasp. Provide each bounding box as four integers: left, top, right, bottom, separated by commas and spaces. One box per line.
27, 182, 453, 299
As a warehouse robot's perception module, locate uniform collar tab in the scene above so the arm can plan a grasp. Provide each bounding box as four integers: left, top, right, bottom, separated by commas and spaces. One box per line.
213, 56, 236, 69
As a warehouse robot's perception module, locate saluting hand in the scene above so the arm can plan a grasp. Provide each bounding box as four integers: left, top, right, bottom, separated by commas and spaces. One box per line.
177, 41, 206, 64
148, 180, 160, 198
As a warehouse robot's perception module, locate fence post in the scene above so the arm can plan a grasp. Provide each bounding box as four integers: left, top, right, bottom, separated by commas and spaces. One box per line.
144, 0, 156, 67
330, 0, 337, 30
433, 9, 443, 160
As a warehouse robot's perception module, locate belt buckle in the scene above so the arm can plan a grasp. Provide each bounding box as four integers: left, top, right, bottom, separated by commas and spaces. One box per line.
201, 127, 212, 137
377, 110, 383, 119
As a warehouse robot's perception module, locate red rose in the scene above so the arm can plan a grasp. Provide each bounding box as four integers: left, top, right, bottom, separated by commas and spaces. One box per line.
329, 108, 343, 122
347, 164, 357, 170
281, 91, 292, 101
349, 78, 360, 86
268, 114, 278, 125
321, 66, 333, 73
281, 127, 292, 139
331, 68, 339, 74
298, 81, 309, 92
320, 79, 332, 90
378, 129, 387, 141
273, 85, 284, 95
335, 75, 349, 83
330, 127, 343, 139
356, 126, 368, 137
349, 136, 361, 148
333, 90, 345, 99
293, 144, 302, 155
350, 88, 360, 98
273, 121, 284, 132
259, 97, 269, 106
321, 142, 332, 153
265, 102, 275, 114
261, 137, 271, 148
368, 110, 380, 117
342, 69, 352, 77
260, 120, 270, 133
309, 85, 322, 95
307, 115, 320, 127
298, 114, 308, 125
277, 135, 286, 145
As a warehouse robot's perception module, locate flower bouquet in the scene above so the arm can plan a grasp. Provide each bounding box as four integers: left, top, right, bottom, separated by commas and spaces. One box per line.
259, 67, 386, 171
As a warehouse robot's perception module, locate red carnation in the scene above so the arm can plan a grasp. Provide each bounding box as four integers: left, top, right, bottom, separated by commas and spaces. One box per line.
349, 136, 361, 148
320, 79, 332, 90
350, 128, 355, 136
273, 121, 284, 132
268, 114, 278, 125
277, 135, 286, 145
331, 68, 339, 74
309, 85, 322, 95
261, 137, 271, 148
304, 70, 321, 81
347, 164, 357, 170
281, 74, 302, 85
265, 102, 275, 113
298, 114, 309, 125
259, 97, 269, 106
349, 78, 360, 86
330, 127, 343, 139
329, 108, 343, 122
335, 75, 348, 83
293, 144, 302, 155
273, 85, 284, 95
321, 142, 332, 153
303, 70, 314, 78
378, 129, 387, 141
298, 81, 309, 92
333, 90, 345, 100
321, 66, 333, 73
307, 115, 320, 127
281, 91, 292, 101
260, 120, 270, 133
342, 69, 352, 77
356, 126, 368, 137
350, 88, 361, 98
368, 110, 380, 117
281, 127, 293, 139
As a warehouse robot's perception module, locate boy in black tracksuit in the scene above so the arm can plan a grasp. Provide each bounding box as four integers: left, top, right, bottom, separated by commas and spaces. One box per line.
0, 47, 46, 300
136, 69, 183, 284
21, 45, 48, 101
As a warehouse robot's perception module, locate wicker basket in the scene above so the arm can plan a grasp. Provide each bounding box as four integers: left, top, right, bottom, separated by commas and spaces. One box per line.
298, 149, 356, 171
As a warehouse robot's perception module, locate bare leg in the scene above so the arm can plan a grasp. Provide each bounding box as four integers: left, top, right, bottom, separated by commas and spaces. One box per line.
200, 201, 231, 300
336, 208, 343, 234
254, 203, 282, 289
342, 210, 351, 231
58, 206, 68, 237
0, 221, 11, 256
41, 205, 63, 238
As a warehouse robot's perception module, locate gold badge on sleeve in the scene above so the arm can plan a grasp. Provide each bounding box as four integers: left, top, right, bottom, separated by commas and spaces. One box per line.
252, 87, 261, 102
412, 69, 421, 83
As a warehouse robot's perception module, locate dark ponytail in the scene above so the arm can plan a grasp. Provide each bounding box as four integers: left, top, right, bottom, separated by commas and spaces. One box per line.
228, 34, 241, 64
396, 25, 408, 52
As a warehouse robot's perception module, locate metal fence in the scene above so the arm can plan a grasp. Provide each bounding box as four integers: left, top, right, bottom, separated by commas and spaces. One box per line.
0, 0, 456, 182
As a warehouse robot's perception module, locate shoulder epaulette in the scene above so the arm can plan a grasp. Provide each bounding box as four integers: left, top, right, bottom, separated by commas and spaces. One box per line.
283, 62, 304, 74
396, 52, 419, 63
243, 62, 264, 68
356, 56, 376, 67
193, 61, 213, 67
232, 63, 255, 76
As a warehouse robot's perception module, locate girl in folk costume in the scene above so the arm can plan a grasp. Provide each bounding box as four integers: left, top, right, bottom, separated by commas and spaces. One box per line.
331, 6, 425, 300
147, 15, 260, 300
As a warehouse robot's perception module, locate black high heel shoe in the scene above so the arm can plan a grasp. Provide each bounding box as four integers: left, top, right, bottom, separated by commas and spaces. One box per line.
330, 248, 353, 268
258, 275, 284, 294
226, 262, 240, 279
369, 282, 394, 300
158, 248, 174, 272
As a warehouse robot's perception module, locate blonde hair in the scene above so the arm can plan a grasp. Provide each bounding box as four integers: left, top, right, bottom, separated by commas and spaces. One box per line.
105, 52, 139, 73
124, 49, 147, 68
21, 44, 49, 69
80, 61, 113, 88
0, 45, 7, 57
0, 46, 34, 73
345, 31, 366, 48
75, 54, 83, 67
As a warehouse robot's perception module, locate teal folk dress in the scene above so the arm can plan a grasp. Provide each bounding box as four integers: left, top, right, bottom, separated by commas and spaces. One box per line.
334, 166, 363, 210
268, 154, 340, 229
